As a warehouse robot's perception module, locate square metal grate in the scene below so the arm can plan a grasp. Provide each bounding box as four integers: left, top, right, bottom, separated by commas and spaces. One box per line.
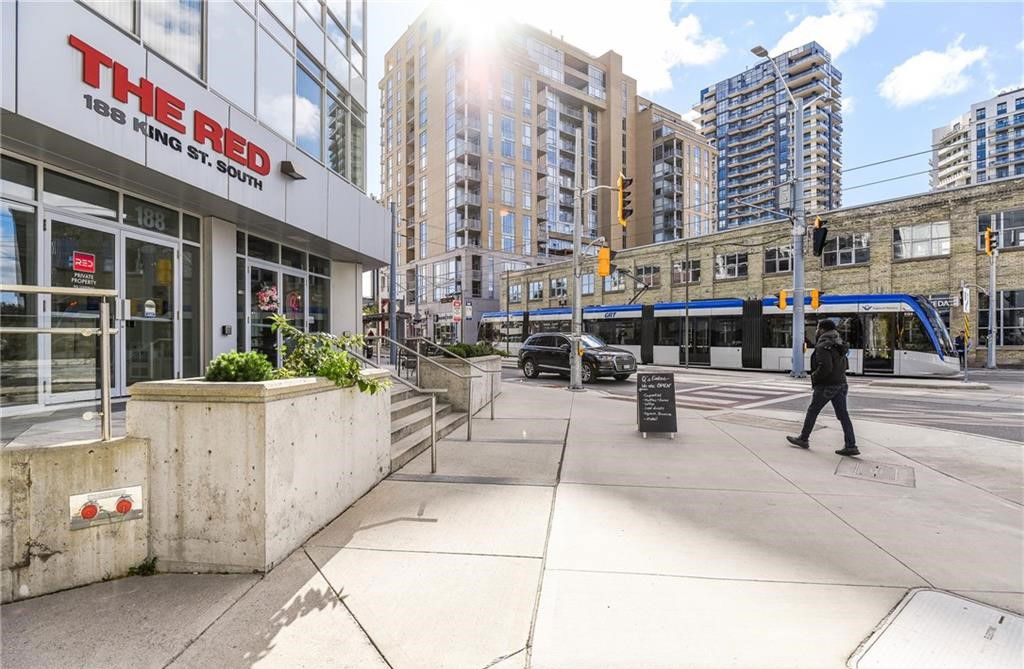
835, 459, 916, 487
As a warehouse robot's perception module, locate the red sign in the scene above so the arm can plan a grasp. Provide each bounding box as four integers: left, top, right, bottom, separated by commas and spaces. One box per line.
68, 35, 271, 177
73, 251, 96, 273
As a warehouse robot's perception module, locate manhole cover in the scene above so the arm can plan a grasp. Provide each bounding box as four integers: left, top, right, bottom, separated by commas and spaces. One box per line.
850, 589, 1022, 668
707, 412, 824, 433
836, 459, 916, 487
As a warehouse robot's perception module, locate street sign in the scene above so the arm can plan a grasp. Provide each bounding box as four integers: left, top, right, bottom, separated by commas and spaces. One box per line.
465, 302, 473, 320
637, 373, 677, 438
452, 298, 463, 323
960, 286, 971, 313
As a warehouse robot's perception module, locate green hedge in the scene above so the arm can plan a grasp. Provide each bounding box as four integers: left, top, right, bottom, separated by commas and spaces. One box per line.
443, 342, 501, 358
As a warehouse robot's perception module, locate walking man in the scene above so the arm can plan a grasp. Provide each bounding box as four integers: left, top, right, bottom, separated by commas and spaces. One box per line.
954, 330, 967, 370
787, 319, 859, 456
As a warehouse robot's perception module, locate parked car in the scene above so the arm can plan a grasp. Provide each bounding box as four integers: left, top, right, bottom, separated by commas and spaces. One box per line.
518, 333, 635, 382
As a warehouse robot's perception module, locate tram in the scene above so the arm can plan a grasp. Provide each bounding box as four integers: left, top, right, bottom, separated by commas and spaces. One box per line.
478, 293, 959, 377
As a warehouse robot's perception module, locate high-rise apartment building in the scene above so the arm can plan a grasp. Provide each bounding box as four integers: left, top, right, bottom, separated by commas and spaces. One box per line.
631, 98, 717, 246
379, 8, 637, 341
930, 87, 1024, 191
696, 42, 843, 230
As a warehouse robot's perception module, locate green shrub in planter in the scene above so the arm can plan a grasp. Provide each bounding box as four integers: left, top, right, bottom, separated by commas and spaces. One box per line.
270, 314, 388, 395
204, 351, 274, 382
444, 342, 500, 358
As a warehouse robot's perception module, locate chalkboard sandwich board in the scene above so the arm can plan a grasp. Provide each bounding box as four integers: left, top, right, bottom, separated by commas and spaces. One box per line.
637, 372, 677, 438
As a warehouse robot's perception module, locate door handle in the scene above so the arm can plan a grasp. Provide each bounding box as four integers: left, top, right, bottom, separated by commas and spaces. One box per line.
115, 298, 124, 321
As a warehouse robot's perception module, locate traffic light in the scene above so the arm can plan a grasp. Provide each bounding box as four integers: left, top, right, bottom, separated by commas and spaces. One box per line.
984, 227, 998, 256
810, 289, 821, 309
777, 289, 788, 310
597, 247, 616, 277
812, 216, 828, 257
617, 173, 633, 227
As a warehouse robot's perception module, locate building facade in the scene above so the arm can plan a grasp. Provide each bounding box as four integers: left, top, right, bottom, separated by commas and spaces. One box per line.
696, 41, 843, 231
0, 0, 386, 413
378, 8, 640, 342
631, 98, 716, 247
930, 87, 1024, 191
501, 177, 1024, 366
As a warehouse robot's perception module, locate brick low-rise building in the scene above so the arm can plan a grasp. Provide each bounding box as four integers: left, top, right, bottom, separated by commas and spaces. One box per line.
500, 177, 1024, 366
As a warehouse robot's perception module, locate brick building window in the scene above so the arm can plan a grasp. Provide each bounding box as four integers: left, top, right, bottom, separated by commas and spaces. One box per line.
714, 252, 748, 279
581, 272, 595, 295
671, 259, 700, 285
822, 233, 869, 267
636, 265, 661, 288
603, 272, 625, 293
528, 280, 543, 300
509, 284, 522, 303
979, 289, 1024, 346
764, 245, 793, 274
977, 209, 1024, 250
893, 222, 950, 259
550, 276, 568, 299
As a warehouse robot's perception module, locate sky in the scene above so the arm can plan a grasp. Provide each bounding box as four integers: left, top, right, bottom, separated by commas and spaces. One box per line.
365, 0, 1024, 207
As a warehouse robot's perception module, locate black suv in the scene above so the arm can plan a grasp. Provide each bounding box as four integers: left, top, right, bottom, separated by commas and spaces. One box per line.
518, 333, 636, 383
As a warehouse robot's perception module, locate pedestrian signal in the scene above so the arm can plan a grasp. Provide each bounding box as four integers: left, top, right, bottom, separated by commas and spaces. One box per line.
778, 289, 788, 310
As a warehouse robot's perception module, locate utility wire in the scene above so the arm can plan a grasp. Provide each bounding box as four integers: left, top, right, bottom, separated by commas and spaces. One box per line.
843, 169, 933, 192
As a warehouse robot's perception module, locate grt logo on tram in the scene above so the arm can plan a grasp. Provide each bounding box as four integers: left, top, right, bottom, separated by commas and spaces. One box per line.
68, 35, 271, 177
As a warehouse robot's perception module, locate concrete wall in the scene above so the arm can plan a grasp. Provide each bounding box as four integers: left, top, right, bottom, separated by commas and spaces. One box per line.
418, 355, 502, 415
1, 438, 149, 603
331, 260, 363, 337
128, 371, 390, 573
204, 216, 238, 363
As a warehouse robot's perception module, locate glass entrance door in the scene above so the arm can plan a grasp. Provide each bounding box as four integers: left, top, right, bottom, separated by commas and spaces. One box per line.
681, 316, 711, 365
48, 218, 117, 401
862, 312, 895, 374
247, 264, 307, 365
122, 234, 176, 386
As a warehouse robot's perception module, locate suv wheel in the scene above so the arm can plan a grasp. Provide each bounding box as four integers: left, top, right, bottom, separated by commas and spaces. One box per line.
581, 362, 595, 384
523, 358, 539, 378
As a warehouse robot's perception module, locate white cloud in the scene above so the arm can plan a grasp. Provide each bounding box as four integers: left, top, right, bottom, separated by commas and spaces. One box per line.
784, 10, 800, 23
843, 95, 856, 114
877, 35, 988, 107
680, 109, 701, 125
772, 0, 884, 59
513, 0, 727, 93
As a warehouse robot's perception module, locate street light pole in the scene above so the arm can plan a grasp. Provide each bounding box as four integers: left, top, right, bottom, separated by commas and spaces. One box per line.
753, 45, 806, 378
570, 127, 584, 391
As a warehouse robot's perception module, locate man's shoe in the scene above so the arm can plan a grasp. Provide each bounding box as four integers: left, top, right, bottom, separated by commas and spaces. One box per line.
835, 446, 861, 456
787, 436, 810, 449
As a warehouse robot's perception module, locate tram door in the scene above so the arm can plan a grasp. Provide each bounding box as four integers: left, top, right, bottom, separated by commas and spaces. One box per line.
681, 317, 711, 365
862, 312, 895, 374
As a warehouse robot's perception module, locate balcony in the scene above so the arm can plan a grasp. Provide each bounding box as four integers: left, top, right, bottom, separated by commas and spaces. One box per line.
454, 190, 481, 207
561, 106, 584, 121
455, 164, 481, 181
455, 217, 482, 232
453, 116, 482, 136
454, 139, 481, 159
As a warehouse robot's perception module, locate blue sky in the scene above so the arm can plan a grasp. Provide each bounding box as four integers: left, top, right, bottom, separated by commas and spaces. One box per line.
367, 1, 1024, 206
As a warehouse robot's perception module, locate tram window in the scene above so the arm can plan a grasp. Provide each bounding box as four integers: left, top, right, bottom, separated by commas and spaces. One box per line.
589, 318, 640, 346
834, 314, 862, 349
897, 312, 932, 352
763, 315, 792, 348
656, 318, 681, 346
711, 316, 743, 347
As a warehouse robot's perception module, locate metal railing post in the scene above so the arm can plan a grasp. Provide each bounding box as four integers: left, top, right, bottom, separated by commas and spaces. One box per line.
467, 381, 473, 441
99, 298, 112, 442
430, 394, 437, 473
489, 371, 494, 421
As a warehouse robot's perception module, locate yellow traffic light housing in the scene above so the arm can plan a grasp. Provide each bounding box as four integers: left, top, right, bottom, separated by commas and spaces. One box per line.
984, 227, 995, 256
597, 247, 612, 277
778, 289, 788, 310
617, 173, 633, 227
810, 289, 820, 309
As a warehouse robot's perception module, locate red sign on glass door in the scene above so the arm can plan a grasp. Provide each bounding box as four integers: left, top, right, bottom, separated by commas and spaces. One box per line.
73, 251, 96, 273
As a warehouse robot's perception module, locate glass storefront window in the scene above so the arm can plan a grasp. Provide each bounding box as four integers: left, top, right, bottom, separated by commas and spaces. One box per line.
350, 107, 365, 189
258, 29, 294, 140
281, 246, 306, 270
182, 245, 201, 377
208, 0, 256, 114
309, 254, 330, 275
123, 196, 180, 238
247, 235, 279, 262
2, 155, 36, 200
296, 60, 323, 160
263, 0, 294, 31
236, 257, 247, 353
1, 201, 38, 406
43, 171, 117, 221
141, 0, 203, 79
250, 266, 279, 363
182, 214, 200, 243
350, 0, 364, 46
327, 86, 349, 176
309, 275, 329, 333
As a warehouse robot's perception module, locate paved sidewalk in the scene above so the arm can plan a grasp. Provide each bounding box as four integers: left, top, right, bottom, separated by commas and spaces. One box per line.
3, 379, 1021, 668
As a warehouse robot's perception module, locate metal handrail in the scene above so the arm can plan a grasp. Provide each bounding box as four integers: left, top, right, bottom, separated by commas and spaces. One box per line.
349, 348, 445, 474
415, 337, 500, 422
369, 334, 483, 441
0, 283, 117, 441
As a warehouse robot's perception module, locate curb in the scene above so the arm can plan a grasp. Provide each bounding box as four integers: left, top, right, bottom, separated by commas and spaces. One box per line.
869, 380, 990, 390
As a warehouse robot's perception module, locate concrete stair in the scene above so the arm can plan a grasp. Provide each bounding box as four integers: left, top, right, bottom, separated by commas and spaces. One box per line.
389, 385, 467, 471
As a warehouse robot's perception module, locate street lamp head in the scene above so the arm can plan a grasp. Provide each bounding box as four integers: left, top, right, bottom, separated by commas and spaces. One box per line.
751, 46, 769, 58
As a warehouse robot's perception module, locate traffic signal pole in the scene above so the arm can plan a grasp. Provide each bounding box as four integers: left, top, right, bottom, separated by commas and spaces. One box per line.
570, 127, 584, 391
987, 241, 998, 369
791, 95, 807, 378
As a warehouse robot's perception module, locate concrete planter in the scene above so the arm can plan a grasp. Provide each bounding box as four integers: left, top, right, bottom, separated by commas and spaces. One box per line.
418, 355, 502, 415
127, 370, 390, 574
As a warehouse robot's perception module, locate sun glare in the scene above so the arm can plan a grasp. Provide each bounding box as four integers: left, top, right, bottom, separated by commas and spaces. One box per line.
436, 0, 508, 56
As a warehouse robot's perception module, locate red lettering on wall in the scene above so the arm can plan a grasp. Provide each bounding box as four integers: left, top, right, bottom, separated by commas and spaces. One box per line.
112, 63, 154, 115
247, 144, 271, 176
223, 129, 247, 166
193, 111, 223, 153
68, 35, 112, 88
155, 88, 186, 133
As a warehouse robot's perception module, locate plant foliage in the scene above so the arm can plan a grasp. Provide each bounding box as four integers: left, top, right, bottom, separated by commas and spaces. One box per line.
204, 351, 274, 382
270, 314, 388, 395
443, 341, 501, 358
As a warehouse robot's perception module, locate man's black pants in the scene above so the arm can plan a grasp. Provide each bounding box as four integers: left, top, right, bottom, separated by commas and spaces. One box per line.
800, 384, 856, 448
